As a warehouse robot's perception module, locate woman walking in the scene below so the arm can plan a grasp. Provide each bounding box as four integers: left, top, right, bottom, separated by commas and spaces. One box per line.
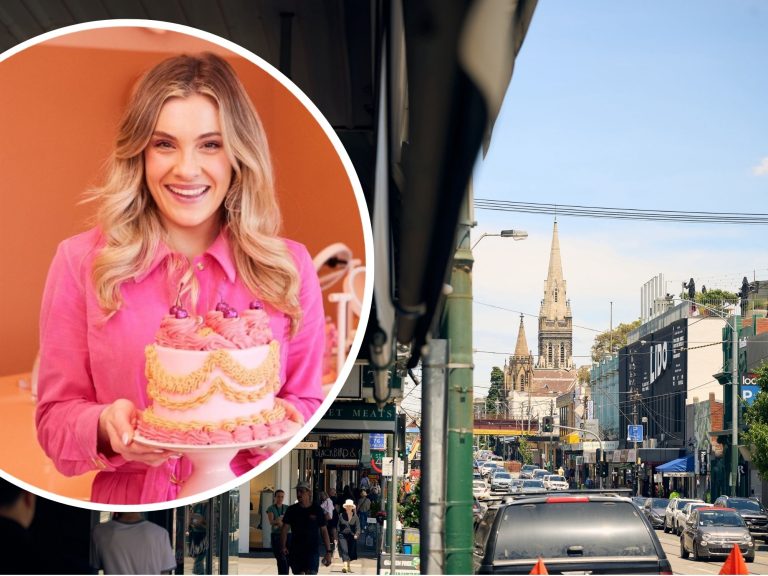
338, 499, 361, 573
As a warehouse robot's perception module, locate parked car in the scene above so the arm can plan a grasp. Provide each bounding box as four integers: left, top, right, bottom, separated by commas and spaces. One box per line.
712, 496, 768, 541
473, 495, 672, 574
631, 496, 648, 508
519, 464, 537, 479
474, 479, 490, 500
680, 507, 755, 562
675, 502, 712, 535
542, 475, 569, 491
670, 499, 704, 535
663, 498, 700, 533
490, 470, 513, 492
642, 498, 669, 529
473, 496, 488, 524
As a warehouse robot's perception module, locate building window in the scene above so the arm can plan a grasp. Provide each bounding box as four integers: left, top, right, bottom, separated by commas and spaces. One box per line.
547, 344, 553, 365
554, 288, 558, 302
560, 343, 565, 365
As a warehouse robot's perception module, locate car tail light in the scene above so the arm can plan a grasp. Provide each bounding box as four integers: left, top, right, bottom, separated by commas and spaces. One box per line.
546, 496, 589, 503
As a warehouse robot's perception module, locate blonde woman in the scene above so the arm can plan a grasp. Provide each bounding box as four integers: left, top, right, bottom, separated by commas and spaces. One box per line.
338, 499, 360, 573
35, 53, 324, 504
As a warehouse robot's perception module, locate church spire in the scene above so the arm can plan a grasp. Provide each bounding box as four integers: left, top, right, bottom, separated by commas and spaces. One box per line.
538, 221, 573, 369
514, 314, 528, 357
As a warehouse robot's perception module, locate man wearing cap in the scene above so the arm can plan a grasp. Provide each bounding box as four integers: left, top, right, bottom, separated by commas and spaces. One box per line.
281, 481, 332, 574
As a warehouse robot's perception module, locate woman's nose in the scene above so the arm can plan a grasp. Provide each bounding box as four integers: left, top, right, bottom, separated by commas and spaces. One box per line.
174, 149, 201, 179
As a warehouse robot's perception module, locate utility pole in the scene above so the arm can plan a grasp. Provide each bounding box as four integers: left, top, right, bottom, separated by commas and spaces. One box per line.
731, 314, 740, 496
441, 195, 473, 574
632, 390, 639, 496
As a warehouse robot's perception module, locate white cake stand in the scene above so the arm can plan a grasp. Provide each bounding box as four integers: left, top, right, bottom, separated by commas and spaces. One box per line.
134, 420, 301, 498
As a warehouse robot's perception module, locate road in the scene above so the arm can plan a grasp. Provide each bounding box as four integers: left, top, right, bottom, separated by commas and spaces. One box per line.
656, 530, 768, 574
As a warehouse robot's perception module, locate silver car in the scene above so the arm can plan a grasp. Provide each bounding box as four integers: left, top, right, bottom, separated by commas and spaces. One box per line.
680, 507, 755, 562
490, 470, 512, 491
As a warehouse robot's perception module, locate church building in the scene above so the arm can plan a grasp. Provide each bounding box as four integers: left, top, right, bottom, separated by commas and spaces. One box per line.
504, 221, 577, 425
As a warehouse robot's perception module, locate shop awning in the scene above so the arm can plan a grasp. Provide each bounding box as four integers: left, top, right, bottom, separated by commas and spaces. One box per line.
656, 454, 695, 476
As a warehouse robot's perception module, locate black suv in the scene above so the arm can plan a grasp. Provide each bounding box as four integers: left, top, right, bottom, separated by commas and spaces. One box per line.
712, 496, 768, 541
473, 495, 672, 574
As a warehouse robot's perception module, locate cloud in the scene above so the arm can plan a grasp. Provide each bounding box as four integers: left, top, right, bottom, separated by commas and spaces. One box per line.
753, 157, 768, 176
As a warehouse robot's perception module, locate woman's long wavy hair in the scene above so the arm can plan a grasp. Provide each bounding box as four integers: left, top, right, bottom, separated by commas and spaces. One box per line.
89, 52, 301, 333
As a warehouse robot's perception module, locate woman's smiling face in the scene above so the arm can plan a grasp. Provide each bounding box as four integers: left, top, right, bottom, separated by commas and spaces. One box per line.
144, 94, 233, 249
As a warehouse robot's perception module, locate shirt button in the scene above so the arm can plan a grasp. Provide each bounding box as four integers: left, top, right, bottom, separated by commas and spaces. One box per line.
196, 262, 205, 271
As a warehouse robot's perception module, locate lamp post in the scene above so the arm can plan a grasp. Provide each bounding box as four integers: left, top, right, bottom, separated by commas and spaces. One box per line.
471, 229, 528, 250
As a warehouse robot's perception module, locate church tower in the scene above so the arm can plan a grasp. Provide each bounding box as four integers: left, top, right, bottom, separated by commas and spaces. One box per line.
505, 314, 534, 394
537, 221, 573, 369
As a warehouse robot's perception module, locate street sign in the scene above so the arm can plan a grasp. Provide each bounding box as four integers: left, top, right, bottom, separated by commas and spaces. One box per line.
370, 433, 387, 450
627, 425, 643, 443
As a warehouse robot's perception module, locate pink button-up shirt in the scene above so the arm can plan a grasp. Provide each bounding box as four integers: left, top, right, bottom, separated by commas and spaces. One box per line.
35, 227, 324, 504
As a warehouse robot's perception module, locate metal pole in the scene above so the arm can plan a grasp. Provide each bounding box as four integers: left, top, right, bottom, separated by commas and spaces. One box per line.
390, 427, 398, 570
731, 314, 740, 496
442, 196, 474, 574
421, 340, 448, 574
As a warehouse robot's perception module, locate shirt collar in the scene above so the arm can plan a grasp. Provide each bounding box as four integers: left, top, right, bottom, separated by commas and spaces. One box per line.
133, 228, 236, 284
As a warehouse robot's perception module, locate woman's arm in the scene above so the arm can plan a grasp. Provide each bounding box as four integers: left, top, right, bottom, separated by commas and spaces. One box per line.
277, 241, 325, 421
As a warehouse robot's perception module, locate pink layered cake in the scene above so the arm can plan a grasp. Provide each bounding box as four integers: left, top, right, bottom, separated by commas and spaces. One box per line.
138, 301, 300, 445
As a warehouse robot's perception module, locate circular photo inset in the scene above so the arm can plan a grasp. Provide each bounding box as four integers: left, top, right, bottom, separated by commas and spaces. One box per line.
0, 21, 371, 509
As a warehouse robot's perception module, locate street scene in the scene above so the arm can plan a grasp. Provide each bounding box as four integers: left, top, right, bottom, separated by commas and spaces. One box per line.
1, 1, 768, 575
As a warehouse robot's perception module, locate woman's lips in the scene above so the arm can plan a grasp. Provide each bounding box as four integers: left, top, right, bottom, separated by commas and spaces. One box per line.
164, 184, 210, 200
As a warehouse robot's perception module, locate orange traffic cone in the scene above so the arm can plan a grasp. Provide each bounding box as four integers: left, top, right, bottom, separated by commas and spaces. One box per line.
719, 544, 749, 575
529, 557, 549, 575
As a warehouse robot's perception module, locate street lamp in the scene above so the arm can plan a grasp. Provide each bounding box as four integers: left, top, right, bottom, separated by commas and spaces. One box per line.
471, 229, 528, 250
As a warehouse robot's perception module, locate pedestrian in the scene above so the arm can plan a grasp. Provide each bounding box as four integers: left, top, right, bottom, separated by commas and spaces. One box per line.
557, 465, 564, 477
357, 489, 371, 533
34, 51, 326, 505
188, 510, 208, 575
370, 481, 381, 504
320, 489, 338, 554
91, 512, 176, 574
359, 474, 370, 491
267, 489, 290, 575
338, 499, 361, 573
0, 478, 37, 574
281, 481, 333, 574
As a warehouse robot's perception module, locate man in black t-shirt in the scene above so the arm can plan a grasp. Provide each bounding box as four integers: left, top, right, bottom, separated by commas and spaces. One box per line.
281, 481, 332, 574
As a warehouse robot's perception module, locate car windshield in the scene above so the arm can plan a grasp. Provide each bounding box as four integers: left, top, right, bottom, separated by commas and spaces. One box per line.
548, 476, 566, 482
494, 501, 656, 559
495, 472, 511, 479
677, 500, 696, 510
729, 500, 763, 512
522, 480, 545, 488
650, 498, 668, 507
699, 511, 746, 527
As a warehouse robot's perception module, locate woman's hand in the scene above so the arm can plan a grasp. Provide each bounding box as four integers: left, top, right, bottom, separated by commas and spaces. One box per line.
98, 399, 175, 466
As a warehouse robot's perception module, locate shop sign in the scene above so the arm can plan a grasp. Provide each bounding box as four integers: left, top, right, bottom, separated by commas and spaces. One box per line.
316, 401, 398, 432
318, 446, 361, 459
296, 441, 318, 449
378, 553, 420, 575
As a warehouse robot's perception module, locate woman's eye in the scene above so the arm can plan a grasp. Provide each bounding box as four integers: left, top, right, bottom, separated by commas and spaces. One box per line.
153, 140, 174, 149
202, 141, 223, 150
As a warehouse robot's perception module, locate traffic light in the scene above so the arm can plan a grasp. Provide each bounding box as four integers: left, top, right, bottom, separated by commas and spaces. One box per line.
542, 416, 554, 433
601, 462, 608, 478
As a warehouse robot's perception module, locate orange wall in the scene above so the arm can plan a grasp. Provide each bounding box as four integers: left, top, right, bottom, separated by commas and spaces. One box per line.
0, 28, 366, 375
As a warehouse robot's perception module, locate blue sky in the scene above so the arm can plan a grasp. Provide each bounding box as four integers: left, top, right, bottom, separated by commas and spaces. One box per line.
462, 1, 768, 403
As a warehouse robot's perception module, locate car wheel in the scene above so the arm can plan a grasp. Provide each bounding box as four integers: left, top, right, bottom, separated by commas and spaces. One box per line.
746, 553, 755, 563
680, 537, 689, 559
663, 520, 668, 533
692, 542, 703, 562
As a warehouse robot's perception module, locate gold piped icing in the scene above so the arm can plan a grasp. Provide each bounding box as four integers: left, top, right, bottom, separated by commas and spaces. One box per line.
145, 340, 280, 396
141, 401, 287, 432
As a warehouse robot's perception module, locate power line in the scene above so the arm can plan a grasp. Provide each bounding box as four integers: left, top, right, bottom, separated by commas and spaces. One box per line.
475, 199, 768, 224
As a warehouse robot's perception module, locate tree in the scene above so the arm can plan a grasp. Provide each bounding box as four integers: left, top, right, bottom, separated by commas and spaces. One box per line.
398, 480, 421, 528
485, 366, 505, 416
577, 365, 590, 384
591, 319, 641, 362
742, 363, 768, 481
518, 436, 533, 464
